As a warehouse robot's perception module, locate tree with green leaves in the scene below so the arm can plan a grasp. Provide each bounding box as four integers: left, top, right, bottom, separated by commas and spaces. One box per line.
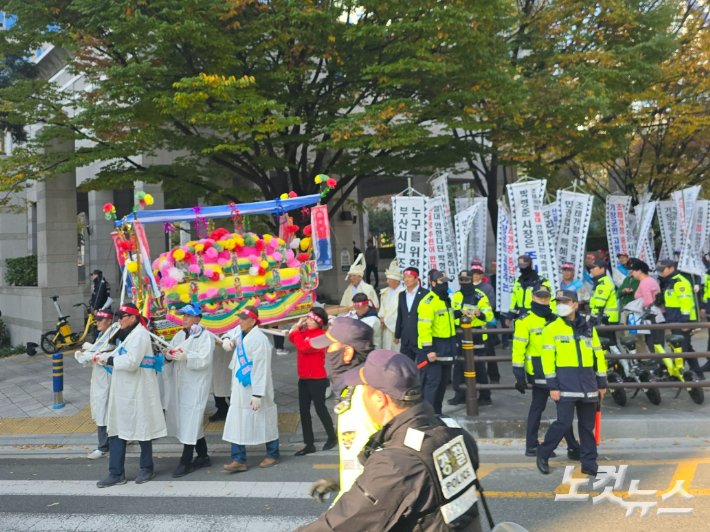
0, 0, 512, 221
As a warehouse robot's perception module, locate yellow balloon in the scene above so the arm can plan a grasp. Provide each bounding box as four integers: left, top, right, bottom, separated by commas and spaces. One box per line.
126, 261, 138, 273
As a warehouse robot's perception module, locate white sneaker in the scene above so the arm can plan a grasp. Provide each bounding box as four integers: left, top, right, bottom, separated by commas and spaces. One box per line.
276, 349, 289, 356
88, 449, 107, 460
325, 386, 332, 399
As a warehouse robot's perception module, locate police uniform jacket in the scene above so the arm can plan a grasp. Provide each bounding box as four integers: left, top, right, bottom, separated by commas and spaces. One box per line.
589, 274, 619, 324
452, 289, 493, 349
508, 273, 554, 320
542, 314, 608, 403
295, 401, 481, 532
512, 309, 556, 387
662, 272, 696, 323
417, 291, 457, 363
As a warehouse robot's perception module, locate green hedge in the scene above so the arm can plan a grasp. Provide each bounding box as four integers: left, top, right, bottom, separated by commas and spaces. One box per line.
5, 255, 38, 286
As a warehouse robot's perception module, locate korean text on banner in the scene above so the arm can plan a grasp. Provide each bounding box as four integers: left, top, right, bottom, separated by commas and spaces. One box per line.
656, 200, 677, 261
541, 202, 559, 245
310, 205, 332, 271
430, 174, 451, 217
678, 197, 706, 277
556, 191, 594, 277
496, 199, 517, 314
454, 203, 480, 272
672, 186, 701, 250
426, 196, 459, 292
507, 180, 559, 289
605, 195, 634, 274
392, 196, 427, 276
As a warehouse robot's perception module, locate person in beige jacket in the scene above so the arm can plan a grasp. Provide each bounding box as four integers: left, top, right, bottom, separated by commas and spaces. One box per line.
378, 260, 404, 351
340, 253, 379, 309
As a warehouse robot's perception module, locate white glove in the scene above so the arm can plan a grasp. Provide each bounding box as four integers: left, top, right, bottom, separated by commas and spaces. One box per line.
170, 349, 186, 361
250, 396, 262, 411
82, 342, 93, 350
95, 352, 110, 365
74, 351, 88, 364
694, 285, 700, 293
222, 338, 235, 351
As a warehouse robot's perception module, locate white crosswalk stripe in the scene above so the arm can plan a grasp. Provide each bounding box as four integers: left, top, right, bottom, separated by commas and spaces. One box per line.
0, 480, 314, 498
0, 513, 314, 532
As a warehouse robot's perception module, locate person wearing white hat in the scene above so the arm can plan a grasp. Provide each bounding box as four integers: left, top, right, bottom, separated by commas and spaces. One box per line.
378, 260, 404, 351
340, 253, 380, 309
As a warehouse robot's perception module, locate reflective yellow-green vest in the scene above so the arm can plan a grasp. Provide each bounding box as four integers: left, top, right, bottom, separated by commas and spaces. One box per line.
512, 311, 555, 386
451, 290, 494, 328
664, 272, 696, 322
590, 275, 619, 323
417, 291, 456, 349
541, 317, 608, 401
509, 276, 555, 318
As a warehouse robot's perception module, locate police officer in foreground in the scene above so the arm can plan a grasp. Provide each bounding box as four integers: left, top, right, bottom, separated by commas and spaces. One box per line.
417, 270, 457, 414
536, 290, 607, 477
511, 285, 580, 459
295, 350, 482, 532
657, 259, 704, 379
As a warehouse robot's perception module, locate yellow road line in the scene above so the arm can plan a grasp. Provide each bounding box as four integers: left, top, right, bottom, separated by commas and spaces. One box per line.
666, 460, 698, 492
476, 464, 498, 480
313, 464, 338, 470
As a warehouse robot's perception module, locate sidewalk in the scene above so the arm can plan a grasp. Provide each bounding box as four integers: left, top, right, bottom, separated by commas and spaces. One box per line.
2, 334, 710, 443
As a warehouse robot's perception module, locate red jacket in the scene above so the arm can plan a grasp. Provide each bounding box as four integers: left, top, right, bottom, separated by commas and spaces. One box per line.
289, 327, 328, 380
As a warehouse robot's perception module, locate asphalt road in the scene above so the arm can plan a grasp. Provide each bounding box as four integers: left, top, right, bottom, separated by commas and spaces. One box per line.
1, 437, 708, 531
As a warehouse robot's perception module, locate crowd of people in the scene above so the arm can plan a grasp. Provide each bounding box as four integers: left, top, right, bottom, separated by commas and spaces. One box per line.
70, 245, 710, 530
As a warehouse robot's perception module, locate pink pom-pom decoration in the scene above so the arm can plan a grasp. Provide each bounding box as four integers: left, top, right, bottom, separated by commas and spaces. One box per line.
152, 258, 162, 270
205, 247, 218, 260
286, 249, 295, 260
159, 276, 178, 289
248, 254, 259, 262
189, 264, 200, 274
218, 258, 229, 267
272, 252, 283, 262
206, 288, 219, 299
203, 268, 215, 277
218, 250, 231, 260
288, 259, 300, 268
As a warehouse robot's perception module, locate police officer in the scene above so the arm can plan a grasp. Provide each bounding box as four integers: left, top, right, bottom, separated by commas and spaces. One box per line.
657, 259, 704, 379
449, 270, 494, 407
587, 258, 620, 347
512, 284, 580, 460
537, 290, 607, 477
506, 255, 553, 326
417, 270, 457, 415
309, 318, 377, 501
296, 350, 482, 532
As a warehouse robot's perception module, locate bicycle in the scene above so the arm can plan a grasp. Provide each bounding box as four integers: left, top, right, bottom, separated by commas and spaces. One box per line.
647, 333, 705, 405
601, 335, 662, 406
39, 296, 98, 354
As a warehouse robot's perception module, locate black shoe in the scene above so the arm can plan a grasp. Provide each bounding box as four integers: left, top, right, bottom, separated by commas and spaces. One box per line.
97, 474, 127, 488
322, 438, 337, 451
295, 445, 316, 456
208, 410, 228, 422
536, 453, 550, 475
447, 396, 466, 406
567, 448, 581, 461
490, 378, 500, 385
135, 469, 155, 484
697, 372, 706, 381
192, 456, 211, 470
581, 466, 598, 476
699, 361, 710, 373
172, 463, 194, 478
477, 398, 492, 406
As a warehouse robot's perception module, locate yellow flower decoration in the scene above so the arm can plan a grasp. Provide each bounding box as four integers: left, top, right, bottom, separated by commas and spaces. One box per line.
194, 243, 205, 252
235, 236, 245, 247
126, 261, 138, 273
263, 234, 272, 243
144, 194, 154, 206
280, 193, 289, 200
300, 237, 311, 251
260, 260, 269, 269
224, 239, 236, 250
314, 175, 323, 184
173, 249, 185, 261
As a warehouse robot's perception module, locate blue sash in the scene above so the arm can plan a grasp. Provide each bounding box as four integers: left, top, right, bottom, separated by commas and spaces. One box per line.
115, 343, 164, 373
233, 331, 252, 387
565, 279, 584, 292
618, 264, 628, 277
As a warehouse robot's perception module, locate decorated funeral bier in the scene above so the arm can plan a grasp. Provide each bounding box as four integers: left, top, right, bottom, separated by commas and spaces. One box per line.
104, 179, 337, 341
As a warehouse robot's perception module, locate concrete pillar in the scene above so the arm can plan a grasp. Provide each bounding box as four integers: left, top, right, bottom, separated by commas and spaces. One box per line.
134, 181, 167, 259
0, 192, 30, 287
87, 189, 119, 292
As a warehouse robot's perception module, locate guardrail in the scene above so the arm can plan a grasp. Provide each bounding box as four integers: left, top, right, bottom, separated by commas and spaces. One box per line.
460, 319, 710, 416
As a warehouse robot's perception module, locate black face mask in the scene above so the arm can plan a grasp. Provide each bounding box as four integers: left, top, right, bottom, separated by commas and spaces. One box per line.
326, 347, 369, 396
531, 301, 552, 318
114, 321, 138, 342
459, 283, 475, 296
433, 282, 449, 299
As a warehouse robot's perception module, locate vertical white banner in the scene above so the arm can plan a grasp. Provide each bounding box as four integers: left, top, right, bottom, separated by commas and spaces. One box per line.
426, 196, 460, 292
656, 200, 677, 261
392, 196, 428, 276
556, 191, 594, 278
454, 203, 480, 272
541, 202, 559, 247
507, 180, 559, 289
496, 199, 517, 314
678, 196, 706, 276
455, 196, 488, 266
430, 174, 451, 217
634, 201, 656, 265
605, 195, 634, 273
